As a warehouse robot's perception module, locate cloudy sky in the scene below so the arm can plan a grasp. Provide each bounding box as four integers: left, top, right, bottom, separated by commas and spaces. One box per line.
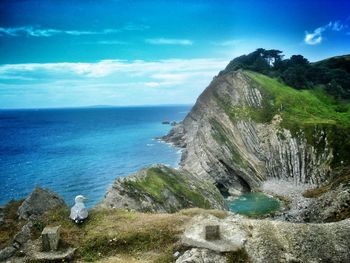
1, 0, 350, 108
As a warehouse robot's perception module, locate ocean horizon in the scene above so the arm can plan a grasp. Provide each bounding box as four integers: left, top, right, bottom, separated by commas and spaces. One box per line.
0, 105, 191, 207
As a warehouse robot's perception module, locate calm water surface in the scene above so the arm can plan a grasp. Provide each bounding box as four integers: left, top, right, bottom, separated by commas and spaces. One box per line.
227, 192, 280, 216
0, 106, 191, 207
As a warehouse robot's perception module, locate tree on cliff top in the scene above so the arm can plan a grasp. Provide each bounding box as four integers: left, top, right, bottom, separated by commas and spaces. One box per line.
221, 49, 350, 100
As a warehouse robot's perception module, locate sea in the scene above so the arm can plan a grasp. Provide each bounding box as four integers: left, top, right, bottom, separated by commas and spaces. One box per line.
0, 105, 191, 207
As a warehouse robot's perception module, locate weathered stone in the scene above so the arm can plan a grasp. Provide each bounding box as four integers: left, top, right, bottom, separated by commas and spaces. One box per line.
182, 214, 350, 263
17, 188, 66, 220
175, 248, 227, 263
33, 247, 76, 261
41, 226, 61, 251
182, 215, 246, 252
205, 225, 220, 241
13, 222, 32, 246
302, 180, 350, 223
0, 246, 16, 261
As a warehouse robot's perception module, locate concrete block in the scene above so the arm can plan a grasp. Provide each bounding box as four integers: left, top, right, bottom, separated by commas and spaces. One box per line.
42, 226, 61, 251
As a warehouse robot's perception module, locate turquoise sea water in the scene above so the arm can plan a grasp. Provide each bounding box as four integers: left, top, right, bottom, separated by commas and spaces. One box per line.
227, 192, 280, 216
0, 106, 191, 207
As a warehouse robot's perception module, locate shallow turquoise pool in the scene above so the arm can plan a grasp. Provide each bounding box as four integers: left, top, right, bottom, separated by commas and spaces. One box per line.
226, 192, 280, 216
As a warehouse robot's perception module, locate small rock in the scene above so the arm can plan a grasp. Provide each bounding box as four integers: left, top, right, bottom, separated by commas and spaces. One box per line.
17, 188, 66, 220
13, 222, 32, 246
173, 251, 180, 258
0, 246, 17, 261
41, 226, 61, 251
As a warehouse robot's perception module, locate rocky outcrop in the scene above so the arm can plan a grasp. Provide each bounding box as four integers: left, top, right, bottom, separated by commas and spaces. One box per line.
164, 70, 343, 196
181, 214, 350, 263
0, 188, 67, 262
17, 187, 66, 220
98, 164, 226, 212
303, 183, 350, 223
301, 168, 350, 222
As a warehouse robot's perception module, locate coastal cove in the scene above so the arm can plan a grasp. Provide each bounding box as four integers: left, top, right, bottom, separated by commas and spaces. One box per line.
0, 105, 191, 207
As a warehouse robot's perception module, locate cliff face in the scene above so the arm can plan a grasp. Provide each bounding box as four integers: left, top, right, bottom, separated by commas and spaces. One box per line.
98, 164, 226, 212
165, 70, 349, 196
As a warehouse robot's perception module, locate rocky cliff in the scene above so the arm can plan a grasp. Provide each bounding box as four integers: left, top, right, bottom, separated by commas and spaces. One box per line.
98, 164, 225, 212
164, 70, 350, 197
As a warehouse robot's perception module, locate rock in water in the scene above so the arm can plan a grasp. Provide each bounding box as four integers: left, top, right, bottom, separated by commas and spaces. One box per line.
17, 187, 66, 220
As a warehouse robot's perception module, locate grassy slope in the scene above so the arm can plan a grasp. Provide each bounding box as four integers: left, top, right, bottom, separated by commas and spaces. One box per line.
122, 166, 222, 210
239, 71, 350, 167
31, 207, 228, 262
244, 71, 350, 127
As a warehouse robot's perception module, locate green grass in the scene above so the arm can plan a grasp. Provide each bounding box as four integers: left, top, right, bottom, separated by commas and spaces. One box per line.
1, 199, 229, 262
244, 71, 350, 127
0, 198, 227, 263
123, 166, 212, 210
234, 71, 350, 167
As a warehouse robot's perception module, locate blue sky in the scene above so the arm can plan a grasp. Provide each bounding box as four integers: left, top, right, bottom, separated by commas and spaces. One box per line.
0, 0, 349, 108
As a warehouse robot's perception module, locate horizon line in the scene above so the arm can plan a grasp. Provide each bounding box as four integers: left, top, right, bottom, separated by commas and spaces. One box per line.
0, 103, 194, 111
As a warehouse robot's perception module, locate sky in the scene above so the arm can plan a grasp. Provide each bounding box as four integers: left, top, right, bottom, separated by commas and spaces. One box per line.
0, 0, 350, 109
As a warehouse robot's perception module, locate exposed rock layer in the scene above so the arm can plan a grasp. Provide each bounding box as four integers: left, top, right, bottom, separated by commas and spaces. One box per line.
164, 70, 338, 194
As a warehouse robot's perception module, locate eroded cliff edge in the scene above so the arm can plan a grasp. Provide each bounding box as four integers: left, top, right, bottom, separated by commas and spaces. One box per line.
98, 164, 226, 212
164, 70, 350, 197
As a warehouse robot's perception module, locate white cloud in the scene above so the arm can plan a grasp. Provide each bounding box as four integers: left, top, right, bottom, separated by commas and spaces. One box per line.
211, 39, 243, 46
0, 24, 148, 37
304, 27, 324, 45
0, 58, 229, 108
145, 38, 193, 45
0, 58, 227, 80
304, 20, 347, 45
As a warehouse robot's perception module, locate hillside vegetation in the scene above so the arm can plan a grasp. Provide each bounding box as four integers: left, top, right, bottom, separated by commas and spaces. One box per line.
242, 71, 350, 168
221, 48, 350, 100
